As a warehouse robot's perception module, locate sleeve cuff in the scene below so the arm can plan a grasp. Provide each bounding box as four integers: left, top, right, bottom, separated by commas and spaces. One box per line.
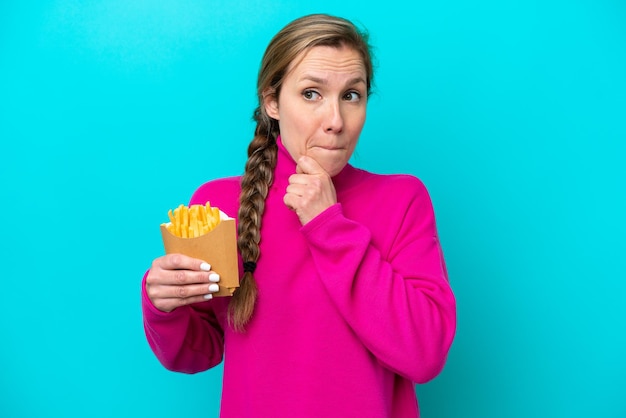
300, 203, 343, 235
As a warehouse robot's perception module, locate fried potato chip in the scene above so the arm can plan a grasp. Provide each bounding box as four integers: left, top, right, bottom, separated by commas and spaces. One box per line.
162, 203, 222, 238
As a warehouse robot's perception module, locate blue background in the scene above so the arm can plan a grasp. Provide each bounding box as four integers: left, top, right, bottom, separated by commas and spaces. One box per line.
1, 1, 625, 417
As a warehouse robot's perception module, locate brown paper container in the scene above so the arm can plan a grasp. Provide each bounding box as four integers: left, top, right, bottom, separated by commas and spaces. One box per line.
160, 219, 239, 297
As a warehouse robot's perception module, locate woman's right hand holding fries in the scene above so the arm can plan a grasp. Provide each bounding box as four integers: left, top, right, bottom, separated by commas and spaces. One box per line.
146, 253, 221, 313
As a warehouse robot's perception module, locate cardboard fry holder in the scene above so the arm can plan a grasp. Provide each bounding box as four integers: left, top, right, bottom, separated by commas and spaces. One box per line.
160, 218, 239, 297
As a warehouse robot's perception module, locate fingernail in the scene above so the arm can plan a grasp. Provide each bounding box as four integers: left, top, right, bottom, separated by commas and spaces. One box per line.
200, 262, 211, 271
209, 273, 220, 283
208, 284, 219, 292
203, 294, 213, 300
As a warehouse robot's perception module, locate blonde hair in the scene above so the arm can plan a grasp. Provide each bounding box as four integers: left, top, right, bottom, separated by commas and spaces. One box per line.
229, 13, 375, 332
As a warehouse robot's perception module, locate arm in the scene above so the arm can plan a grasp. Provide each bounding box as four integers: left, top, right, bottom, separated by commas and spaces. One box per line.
141, 181, 238, 373
142, 271, 225, 373
301, 183, 456, 383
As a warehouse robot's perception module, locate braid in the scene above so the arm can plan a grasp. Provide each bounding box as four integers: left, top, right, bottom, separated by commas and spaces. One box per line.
227, 13, 374, 331
228, 107, 278, 332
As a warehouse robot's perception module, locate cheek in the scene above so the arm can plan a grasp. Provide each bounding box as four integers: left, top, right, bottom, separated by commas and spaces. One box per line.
279, 116, 313, 154
347, 118, 365, 147
351, 111, 367, 132
343, 108, 366, 140
278, 129, 304, 161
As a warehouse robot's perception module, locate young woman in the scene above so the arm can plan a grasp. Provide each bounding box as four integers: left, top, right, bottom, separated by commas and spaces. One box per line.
143, 13, 456, 417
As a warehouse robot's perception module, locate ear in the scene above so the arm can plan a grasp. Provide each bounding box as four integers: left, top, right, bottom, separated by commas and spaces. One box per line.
263, 88, 279, 120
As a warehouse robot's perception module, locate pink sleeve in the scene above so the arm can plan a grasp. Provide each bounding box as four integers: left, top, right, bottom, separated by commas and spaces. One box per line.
141, 273, 225, 374
301, 188, 456, 384
141, 180, 237, 373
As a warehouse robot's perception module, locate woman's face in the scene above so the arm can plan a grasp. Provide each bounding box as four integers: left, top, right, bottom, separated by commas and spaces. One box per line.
264, 45, 367, 177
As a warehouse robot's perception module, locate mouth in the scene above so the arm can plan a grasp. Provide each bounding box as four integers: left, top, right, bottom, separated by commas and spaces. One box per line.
312, 145, 344, 151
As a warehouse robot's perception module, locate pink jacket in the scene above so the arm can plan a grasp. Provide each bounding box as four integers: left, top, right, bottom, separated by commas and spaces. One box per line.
142, 138, 456, 417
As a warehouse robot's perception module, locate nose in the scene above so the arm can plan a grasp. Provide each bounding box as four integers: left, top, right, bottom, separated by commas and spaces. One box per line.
322, 100, 344, 134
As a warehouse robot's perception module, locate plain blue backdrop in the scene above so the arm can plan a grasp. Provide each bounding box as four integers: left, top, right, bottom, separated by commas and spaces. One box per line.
1, 1, 624, 417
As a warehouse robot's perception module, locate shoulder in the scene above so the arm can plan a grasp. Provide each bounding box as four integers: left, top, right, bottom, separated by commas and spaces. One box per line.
339, 168, 441, 248
189, 176, 241, 218
339, 166, 436, 224
348, 167, 432, 203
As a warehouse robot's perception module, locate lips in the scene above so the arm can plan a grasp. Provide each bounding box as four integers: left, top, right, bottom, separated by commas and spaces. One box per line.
312, 145, 343, 151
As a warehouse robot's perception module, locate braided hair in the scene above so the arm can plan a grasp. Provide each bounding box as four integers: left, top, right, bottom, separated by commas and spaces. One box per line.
228, 13, 374, 331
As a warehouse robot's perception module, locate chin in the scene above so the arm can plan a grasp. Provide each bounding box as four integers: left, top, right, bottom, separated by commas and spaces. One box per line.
312, 153, 348, 177
324, 163, 347, 178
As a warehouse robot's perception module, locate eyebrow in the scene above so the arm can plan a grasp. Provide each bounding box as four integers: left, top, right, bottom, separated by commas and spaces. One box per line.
299, 75, 366, 87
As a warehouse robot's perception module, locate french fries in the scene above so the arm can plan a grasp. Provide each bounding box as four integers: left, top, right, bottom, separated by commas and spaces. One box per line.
163, 203, 221, 238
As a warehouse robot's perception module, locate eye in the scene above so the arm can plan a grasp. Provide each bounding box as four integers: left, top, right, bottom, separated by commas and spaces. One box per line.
302, 89, 321, 101
342, 91, 362, 102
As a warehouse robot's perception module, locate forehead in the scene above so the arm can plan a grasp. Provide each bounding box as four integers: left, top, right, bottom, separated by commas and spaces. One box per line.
287, 45, 366, 79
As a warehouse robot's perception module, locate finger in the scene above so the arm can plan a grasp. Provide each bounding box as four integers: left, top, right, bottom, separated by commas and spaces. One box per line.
296, 155, 327, 175
283, 192, 297, 211
147, 266, 219, 289
285, 182, 306, 197
149, 281, 221, 300
168, 269, 221, 286
156, 253, 211, 272
287, 173, 310, 186
153, 294, 216, 313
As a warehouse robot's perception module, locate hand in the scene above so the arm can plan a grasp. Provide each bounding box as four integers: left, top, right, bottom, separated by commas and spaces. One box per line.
284, 155, 337, 225
146, 253, 221, 313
